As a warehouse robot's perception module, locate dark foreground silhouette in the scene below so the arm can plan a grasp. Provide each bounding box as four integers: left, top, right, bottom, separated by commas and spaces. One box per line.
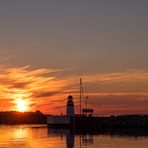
74, 114, 148, 128
0, 111, 46, 124
0, 111, 148, 129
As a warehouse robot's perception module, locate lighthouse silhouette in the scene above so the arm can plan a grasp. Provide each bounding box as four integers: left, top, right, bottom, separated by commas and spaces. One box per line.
66, 95, 75, 117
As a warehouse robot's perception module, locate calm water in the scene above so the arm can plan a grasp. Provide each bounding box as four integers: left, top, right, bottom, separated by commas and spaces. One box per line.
0, 125, 148, 148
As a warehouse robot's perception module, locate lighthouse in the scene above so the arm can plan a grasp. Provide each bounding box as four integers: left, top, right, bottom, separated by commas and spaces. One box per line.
66, 95, 75, 117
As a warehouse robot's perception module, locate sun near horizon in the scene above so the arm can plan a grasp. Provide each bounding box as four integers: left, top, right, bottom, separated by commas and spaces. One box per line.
16, 100, 28, 112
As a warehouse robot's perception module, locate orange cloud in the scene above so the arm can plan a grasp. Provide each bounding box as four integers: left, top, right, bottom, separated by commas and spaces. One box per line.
0, 66, 147, 115
0, 66, 68, 113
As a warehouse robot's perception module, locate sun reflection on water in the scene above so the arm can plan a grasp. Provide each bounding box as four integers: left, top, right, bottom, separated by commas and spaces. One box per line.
13, 126, 28, 141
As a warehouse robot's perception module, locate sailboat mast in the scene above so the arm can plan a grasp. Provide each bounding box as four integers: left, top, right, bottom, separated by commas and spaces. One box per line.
80, 78, 82, 115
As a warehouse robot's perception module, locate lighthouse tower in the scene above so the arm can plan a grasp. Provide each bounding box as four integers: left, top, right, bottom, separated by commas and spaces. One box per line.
66, 95, 75, 117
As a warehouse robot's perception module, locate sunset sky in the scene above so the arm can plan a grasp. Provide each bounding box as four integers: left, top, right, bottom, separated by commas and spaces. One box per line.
0, 1, 148, 115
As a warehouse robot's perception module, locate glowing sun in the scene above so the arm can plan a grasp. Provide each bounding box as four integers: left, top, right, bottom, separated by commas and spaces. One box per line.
16, 100, 28, 112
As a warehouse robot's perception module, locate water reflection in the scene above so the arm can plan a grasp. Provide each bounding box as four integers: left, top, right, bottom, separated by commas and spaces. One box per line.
48, 128, 95, 148
13, 126, 28, 141
0, 125, 148, 148
48, 129, 75, 148
47, 127, 148, 148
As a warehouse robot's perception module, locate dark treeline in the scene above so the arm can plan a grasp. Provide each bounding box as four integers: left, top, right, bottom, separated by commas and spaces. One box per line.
0, 111, 47, 124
